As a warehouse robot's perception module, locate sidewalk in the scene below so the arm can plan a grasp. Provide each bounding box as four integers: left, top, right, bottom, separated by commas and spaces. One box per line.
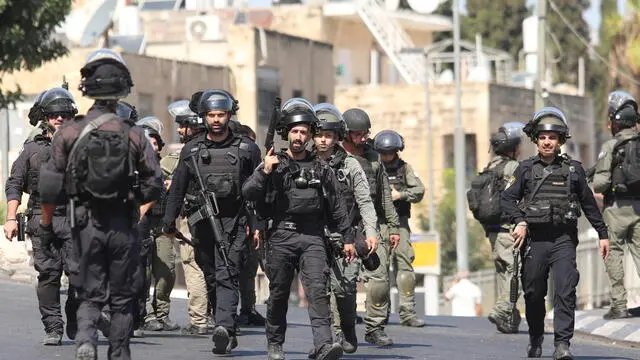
546, 307, 640, 345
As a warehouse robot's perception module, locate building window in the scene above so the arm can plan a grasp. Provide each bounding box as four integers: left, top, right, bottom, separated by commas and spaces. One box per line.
292, 89, 303, 98
317, 94, 327, 103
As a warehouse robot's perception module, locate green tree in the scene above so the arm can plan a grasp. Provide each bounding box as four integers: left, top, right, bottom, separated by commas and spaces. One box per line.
465, 0, 529, 62
436, 169, 492, 277
0, 0, 72, 109
546, 0, 591, 86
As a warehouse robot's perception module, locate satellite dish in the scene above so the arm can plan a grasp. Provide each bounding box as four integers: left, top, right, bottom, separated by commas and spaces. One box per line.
407, 0, 440, 14
66, 0, 118, 47
385, 0, 400, 11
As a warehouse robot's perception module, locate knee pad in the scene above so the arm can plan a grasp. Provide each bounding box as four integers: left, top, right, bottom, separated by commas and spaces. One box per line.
396, 271, 415, 295
367, 279, 389, 304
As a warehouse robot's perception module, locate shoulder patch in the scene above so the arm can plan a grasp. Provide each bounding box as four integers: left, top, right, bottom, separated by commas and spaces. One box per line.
597, 151, 607, 160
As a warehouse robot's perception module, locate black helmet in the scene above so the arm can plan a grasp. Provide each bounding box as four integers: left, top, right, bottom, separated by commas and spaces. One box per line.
196, 89, 236, 115
116, 101, 138, 122
28, 91, 47, 126
343, 108, 371, 132
79, 48, 133, 100
278, 98, 318, 140
136, 116, 165, 151
523, 107, 571, 142
608, 90, 638, 128
40, 87, 78, 117
168, 99, 206, 129
314, 103, 345, 139
373, 130, 404, 153
490, 122, 524, 154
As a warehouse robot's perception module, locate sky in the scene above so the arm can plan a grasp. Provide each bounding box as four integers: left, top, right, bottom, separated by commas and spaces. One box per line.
245, 0, 628, 32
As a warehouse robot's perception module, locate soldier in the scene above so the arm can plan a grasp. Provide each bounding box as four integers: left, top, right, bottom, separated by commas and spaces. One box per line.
165, 100, 210, 335
134, 116, 180, 334
312, 103, 379, 355
342, 108, 400, 346
468, 122, 524, 333
161, 89, 262, 354
38, 49, 163, 360
242, 98, 354, 360
4, 87, 79, 345
593, 91, 640, 320
501, 107, 609, 360
373, 130, 426, 328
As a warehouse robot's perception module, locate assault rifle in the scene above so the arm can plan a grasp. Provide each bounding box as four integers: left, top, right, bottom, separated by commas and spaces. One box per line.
510, 247, 520, 328
189, 153, 232, 275
61, 76, 69, 90
264, 97, 282, 151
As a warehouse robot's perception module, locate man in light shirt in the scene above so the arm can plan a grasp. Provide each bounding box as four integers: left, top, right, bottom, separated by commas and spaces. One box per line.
444, 270, 482, 317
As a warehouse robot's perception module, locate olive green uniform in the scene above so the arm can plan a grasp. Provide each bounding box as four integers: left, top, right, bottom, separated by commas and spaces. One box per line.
160, 153, 208, 328
352, 144, 400, 335
381, 159, 425, 323
483, 155, 521, 327
593, 128, 640, 312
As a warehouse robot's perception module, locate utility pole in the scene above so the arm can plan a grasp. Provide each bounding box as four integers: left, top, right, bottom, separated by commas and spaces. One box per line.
453, 0, 468, 272
535, 0, 547, 109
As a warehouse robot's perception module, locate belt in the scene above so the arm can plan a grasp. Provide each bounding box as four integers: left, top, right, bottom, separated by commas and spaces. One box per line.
274, 221, 323, 232
28, 207, 67, 217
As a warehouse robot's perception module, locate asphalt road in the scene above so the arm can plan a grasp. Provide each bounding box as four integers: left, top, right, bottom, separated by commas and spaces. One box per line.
0, 280, 638, 360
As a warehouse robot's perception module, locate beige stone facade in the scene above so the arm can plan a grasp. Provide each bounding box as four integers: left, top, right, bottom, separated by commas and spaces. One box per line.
335, 83, 595, 230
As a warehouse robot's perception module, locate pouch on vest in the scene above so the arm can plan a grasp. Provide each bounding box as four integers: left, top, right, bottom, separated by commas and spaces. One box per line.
523, 200, 553, 224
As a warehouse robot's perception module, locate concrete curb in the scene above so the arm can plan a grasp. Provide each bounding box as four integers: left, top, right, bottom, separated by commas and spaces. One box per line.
544, 310, 640, 347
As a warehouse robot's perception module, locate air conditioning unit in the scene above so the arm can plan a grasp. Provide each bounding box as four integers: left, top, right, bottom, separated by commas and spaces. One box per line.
186, 15, 222, 41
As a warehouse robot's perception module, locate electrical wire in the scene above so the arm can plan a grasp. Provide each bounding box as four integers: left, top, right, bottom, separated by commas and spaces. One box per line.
547, 0, 640, 86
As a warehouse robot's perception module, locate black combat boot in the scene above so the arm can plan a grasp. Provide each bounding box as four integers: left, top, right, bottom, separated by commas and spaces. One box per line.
364, 328, 393, 346
341, 327, 358, 353
527, 335, 543, 358
315, 343, 343, 360
553, 342, 573, 360
238, 307, 266, 326
268, 343, 285, 360
212, 326, 237, 354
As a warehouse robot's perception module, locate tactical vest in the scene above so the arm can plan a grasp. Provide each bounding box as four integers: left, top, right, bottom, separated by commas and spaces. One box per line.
385, 160, 411, 218
25, 137, 52, 209
353, 154, 379, 206
328, 151, 359, 227
522, 160, 580, 226
185, 136, 247, 218
271, 154, 325, 221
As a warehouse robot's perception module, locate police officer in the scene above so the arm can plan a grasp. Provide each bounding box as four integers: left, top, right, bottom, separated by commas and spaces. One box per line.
134, 116, 180, 333
165, 100, 211, 335
4, 87, 79, 345
313, 103, 379, 355
501, 107, 610, 360
373, 130, 426, 328
593, 91, 640, 320
478, 123, 524, 333
242, 98, 354, 360
342, 108, 400, 346
161, 89, 262, 354
38, 48, 163, 360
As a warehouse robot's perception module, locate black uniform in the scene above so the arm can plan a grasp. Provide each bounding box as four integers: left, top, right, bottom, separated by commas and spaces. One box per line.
242, 151, 354, 351
162, 131, 261, 335
5, 131, 79, 339
501, 154, 608, 346
40, 105, 163, 359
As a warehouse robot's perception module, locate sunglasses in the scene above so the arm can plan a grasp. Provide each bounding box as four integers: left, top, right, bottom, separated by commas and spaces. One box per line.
45, 112, 73, 120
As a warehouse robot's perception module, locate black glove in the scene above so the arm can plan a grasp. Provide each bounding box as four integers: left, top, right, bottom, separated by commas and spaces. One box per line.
38, 222, 56, 258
